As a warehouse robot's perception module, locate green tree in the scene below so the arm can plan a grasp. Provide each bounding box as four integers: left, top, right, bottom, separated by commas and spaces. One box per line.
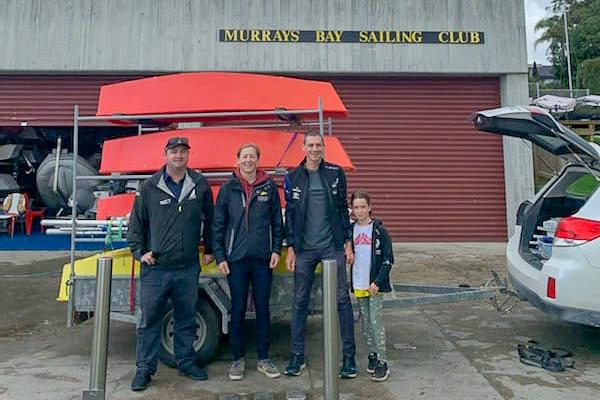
535, 0, 600, 89
578, 57, 600, 93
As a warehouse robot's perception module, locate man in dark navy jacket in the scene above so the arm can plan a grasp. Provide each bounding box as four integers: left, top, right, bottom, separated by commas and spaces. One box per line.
283, 131, 357, 379
128, 137, 214, 391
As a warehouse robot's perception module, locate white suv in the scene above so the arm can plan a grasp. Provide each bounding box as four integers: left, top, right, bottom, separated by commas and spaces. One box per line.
473, 106, 600, 327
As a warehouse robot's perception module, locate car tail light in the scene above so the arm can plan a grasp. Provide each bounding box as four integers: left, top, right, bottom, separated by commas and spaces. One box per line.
547, 277, 556, 299
554, 217, 600, 246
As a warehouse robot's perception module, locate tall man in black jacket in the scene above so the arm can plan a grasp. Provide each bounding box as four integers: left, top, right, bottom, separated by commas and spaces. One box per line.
128, 137, 214, 391
283, 131, 357, 379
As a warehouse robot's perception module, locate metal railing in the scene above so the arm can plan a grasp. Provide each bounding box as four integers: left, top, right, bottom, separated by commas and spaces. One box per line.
528, 83, 591, 99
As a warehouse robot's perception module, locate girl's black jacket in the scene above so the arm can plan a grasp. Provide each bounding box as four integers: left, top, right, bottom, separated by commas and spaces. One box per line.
350, 218, 394, 293
213, 173, 283, 264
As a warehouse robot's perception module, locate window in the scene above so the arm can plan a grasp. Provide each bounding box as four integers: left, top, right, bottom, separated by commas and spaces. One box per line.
565, 173, 600, 198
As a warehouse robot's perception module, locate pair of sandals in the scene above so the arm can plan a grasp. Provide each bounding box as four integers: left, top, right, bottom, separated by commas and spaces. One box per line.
517, 340, 575, 372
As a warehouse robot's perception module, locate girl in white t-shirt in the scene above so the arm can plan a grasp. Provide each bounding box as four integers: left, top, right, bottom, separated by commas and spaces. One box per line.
350, 189, 394, 382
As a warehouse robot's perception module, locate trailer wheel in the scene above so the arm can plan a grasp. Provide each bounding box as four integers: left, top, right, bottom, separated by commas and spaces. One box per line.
159, 298, 221, 367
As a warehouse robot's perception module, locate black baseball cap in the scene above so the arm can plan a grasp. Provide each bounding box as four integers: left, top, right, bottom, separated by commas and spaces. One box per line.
165, 137, 191, 150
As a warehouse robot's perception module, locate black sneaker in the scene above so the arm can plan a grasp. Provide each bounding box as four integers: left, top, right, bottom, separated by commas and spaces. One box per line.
339, 356, 357, 379
131, 370, 151, 391
177, 364, 208, 381
367, 352, 378, 374
284, 353, 306, 376
370, 360, 389, 382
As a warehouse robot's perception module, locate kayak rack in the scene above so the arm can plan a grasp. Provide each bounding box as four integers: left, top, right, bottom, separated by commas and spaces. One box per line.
64, 99, 332, 327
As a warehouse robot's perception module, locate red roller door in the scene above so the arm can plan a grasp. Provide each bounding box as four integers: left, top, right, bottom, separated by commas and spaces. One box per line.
0, 75, 146, 127
0, 74, 504, 241
329, 76, 505, 242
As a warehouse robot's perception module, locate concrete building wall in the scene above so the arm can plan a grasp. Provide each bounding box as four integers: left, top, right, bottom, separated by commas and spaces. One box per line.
0, 0, 532, 238
501, 74, 535, 236
0, 0, 527, 74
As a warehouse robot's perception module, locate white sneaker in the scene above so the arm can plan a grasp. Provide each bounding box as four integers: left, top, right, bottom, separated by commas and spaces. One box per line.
228, 358, 245, 381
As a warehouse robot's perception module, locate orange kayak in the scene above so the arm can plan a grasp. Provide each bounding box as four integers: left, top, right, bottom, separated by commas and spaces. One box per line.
96, 72, 349, 123
99, 128, 355, 174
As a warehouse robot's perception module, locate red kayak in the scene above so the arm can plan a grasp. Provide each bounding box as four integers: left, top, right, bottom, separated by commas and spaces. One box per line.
96, 193, 137, 220
100, 128, 355, 174
96, 72, 349, 123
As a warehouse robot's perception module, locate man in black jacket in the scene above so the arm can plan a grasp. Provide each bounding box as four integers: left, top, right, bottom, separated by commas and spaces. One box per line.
128, 137, 214, 391
283, 131, 357, 379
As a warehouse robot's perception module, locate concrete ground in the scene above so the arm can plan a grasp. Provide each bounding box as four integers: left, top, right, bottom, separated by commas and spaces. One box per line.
1, 244, 600, 399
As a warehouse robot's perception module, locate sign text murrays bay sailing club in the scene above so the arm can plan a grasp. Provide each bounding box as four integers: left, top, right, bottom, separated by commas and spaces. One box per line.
219, 30, 484, 44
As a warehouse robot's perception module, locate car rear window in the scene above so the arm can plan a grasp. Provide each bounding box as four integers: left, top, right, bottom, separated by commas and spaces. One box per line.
565, 173, 600, 198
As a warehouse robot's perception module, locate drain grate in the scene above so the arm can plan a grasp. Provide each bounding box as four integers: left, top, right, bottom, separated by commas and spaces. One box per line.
217, 390, 306, 400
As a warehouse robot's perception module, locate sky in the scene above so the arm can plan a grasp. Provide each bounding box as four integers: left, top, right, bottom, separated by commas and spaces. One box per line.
525, 0, 553, 65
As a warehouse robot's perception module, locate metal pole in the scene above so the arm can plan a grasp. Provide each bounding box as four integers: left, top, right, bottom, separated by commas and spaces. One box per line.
209, 120, 330, 130
52, 136, 62, 193
79, 108, 321, 121
318, 97, 324, 137
318, 97, 327, 160
563, 8, 574, 98
67, 105, 79, 328
42, 219, 128, 227
82, 257, 113, 400
536, 82, 541, 99
322, 259, 339, 400
75, 168, 290, 181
